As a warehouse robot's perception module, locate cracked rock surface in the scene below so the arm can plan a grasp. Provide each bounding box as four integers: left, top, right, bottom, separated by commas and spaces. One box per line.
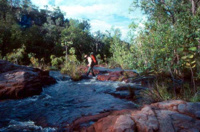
79, 100, 200, 132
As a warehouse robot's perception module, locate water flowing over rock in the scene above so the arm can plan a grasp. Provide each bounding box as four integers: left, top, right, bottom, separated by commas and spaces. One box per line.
79, 100, 200, 132
0, 60, 56, 100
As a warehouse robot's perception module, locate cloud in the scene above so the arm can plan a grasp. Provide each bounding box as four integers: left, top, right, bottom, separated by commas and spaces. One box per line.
30, 0, 144, 41
31, 0, 49, 8
90, 20, 112, 33
58, 2, 134, 40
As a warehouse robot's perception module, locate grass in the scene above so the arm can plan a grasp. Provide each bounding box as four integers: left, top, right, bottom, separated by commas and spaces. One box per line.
139, 78, 200, 104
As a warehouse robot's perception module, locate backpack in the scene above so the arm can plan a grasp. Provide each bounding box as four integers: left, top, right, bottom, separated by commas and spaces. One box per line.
91, 54, 98, 65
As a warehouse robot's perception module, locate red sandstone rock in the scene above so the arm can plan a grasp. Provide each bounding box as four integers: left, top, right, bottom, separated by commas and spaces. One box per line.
97, 75, 111, 81
97, 71, 138, 82
77, 66, 108, 76
78, 100, 200, 132
0, 60, 56, 100
109, 71, 123, 76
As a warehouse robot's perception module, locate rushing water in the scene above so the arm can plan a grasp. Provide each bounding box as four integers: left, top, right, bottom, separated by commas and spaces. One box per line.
0, 70, 137, 131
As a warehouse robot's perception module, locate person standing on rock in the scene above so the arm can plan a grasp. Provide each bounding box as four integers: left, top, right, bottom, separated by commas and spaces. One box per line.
84, 54, 95, 77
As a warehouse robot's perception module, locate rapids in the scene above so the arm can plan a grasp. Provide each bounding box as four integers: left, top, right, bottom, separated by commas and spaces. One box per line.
0, 70, 137, 131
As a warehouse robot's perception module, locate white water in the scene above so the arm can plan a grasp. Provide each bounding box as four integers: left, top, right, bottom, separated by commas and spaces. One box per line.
0, 71, 137, 131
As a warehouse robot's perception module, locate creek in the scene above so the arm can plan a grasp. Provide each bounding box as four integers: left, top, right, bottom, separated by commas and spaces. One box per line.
0, 69, 138, 131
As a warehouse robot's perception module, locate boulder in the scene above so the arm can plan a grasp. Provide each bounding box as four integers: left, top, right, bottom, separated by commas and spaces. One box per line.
97, 71, 138, 82
78, 100, 200, 132
0, 60, 56, 100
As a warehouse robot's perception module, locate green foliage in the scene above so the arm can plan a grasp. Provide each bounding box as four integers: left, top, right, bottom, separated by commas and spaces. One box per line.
6, 45, 26, 64
0, 0, 104, 66
140, 78, 200, 103
28, 53, 39, 68
130, 0, 200, 80
61, 47, 83, 80
50, 55, 65, 69
96, 54, 103, 64
190, 92, 200, 102
0, 0, 133, 68
61, 19, 94, 61
140, 80, 173, 103
108, 28, 134, 69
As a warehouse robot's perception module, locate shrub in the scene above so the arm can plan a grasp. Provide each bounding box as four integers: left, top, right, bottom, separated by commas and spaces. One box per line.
190, 92, 200, 102
96, 54, 103, 64
61, 48, 83, 81
60, 60, 82, 81
6, 45, 26, 64
50, 55, 65, 69
28, 53, 39, 68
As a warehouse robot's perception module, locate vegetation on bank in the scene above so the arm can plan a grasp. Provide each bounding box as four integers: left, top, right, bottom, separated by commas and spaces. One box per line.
1, 0, 200, 102
130, 0, 200, 103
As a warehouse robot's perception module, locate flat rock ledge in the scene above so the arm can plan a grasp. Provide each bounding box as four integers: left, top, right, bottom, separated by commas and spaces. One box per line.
70, 100, 200, 132
97, 70, 138, 83
0, 60, 56, 100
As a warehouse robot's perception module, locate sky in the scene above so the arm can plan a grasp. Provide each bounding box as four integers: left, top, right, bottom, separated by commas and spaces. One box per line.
31, 0, 145, 41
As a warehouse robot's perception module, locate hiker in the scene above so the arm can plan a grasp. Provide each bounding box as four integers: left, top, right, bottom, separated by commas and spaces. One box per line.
84, 54, 95, 76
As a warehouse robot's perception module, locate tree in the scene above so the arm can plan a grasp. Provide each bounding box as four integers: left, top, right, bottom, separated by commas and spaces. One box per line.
0, 0, 10, 21
108, 28, 133, 69
130, 0, 200, 93
61, 19, 93, 61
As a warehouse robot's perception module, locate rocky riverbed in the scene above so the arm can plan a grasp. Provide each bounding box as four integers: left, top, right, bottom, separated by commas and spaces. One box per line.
0, 61, 199, 132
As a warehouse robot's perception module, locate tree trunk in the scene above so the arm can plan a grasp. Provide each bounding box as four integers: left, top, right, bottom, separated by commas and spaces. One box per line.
190, 65, 196, 93
191, 0, 197, 15
65, 46, 68, 60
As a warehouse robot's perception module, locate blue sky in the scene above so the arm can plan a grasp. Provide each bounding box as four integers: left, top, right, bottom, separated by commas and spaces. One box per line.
31, 0, 145, 41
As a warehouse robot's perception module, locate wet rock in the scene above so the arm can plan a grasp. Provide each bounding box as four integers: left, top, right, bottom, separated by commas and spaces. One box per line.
97, 71, 138, 82
80, 75, 94, 80
0, 60, 56, 100
69, 112, 111, 131
80, 100, 200, 132
78, 66, 108, 75
177, 102, 200, 118
97, 75, 111, 81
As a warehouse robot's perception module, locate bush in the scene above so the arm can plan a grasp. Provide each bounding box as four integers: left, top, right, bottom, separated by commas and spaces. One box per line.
96, 54, 103, 64
50, 55, 65, 69
190, 92, 200, 102
6, 45, 26, 64
60, 49, 83, 81
28, 53, 40, 68
61, 62, 82, 81
107, 58, 121, 69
